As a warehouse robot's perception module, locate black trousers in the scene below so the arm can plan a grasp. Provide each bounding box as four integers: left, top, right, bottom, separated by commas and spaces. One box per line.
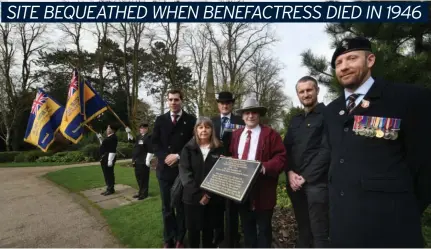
287, 182, 330, 248
239, 204, 273, 248
224, 199, 240, 247
134, 163, 150, 197
188, 228, 214, 248
158, 177, 186, 244
101, 162, 115, 191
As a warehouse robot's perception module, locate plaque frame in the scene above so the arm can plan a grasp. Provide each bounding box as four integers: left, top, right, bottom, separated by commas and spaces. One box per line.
200, 157, 262, 203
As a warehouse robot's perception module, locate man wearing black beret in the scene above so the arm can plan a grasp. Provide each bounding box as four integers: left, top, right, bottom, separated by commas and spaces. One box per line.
126, 122, 154, 200
323, 37, 431, 247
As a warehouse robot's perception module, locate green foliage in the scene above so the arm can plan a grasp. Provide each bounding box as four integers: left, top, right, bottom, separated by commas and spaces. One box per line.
14, 150, 54, 163
301, 21, 431, 95
36, 151, 91, 163
117, 142, 133, 159
79, 144, 100, 161
276, 184, 291, 208
0, 151, 21, 163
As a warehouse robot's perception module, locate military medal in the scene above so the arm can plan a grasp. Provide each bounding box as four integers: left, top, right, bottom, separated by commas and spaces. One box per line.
375, 117, 384, 138
376, 118, 385, 138
369, 116, 377, 137
361, 99, 370, 108
359, 116, 368, 136
390, 118, 401, 140
383, 118, 392, 139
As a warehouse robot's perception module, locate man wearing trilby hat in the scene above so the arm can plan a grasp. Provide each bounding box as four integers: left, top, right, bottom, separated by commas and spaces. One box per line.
323, 36, 431, 247
229, 97, 286, 248
211, 91, 244, 247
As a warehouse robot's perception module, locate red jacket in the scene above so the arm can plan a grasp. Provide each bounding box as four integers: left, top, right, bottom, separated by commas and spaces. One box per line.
230, 125, 286, 211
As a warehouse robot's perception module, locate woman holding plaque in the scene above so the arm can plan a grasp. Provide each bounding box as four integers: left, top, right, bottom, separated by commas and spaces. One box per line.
179, 117, 225, 248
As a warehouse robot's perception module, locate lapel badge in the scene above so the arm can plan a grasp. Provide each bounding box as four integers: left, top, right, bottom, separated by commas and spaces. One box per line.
339, 110, 345, 115
361, 99, 370, 108
184, 121, 186, 124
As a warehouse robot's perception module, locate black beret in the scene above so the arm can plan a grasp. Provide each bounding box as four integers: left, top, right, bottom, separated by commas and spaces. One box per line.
108, 123, 120, 132
139, 122, 149, 128
331, 37, 372, 69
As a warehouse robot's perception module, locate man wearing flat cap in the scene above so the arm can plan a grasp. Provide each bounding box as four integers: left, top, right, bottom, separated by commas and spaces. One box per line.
126, 123, 154, 200
229, 98, 286, 248
324, 36, 431, 247
211, 91, 245, 247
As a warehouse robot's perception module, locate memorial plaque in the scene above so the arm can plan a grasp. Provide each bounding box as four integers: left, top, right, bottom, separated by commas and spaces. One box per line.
200, 157, 261, 203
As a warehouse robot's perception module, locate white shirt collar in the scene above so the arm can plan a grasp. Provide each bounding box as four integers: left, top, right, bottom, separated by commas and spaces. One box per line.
345, 76, 374, 99
244, 125, 261, 134
171, 109, 182, 117
221, 113, 232, 120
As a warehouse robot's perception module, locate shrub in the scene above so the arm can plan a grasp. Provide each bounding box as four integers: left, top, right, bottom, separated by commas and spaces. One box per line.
14, 150, 54, 162
0, 151, 21, 163
276, 184, 291, 208
35, 151, 91, 163
117, 142, 133, 159
80, 144, 100, 161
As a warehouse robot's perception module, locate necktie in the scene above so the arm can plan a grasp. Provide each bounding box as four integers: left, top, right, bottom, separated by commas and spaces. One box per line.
172, 114, 178, 125
346, 93, 360, 113
220, 116, 229, 139
241, 130, 252, 160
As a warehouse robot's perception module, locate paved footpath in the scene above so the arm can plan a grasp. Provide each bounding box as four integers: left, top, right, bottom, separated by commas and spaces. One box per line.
0, 160, 130, 248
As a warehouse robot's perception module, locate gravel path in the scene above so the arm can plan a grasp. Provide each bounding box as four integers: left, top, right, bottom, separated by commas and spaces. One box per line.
0, 161, 130, 247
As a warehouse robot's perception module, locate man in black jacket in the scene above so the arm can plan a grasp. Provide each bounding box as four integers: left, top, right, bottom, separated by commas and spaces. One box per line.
152, 89, 196, 248
324, 37, 431, 247
283, 76, 330, 248
211, 91, 244, 247
126, 122, 154, 200
99, 124, 119, 196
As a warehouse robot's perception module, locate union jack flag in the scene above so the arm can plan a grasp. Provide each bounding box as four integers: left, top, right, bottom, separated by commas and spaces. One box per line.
31, 91, 48, 115
68, 70, 79, 98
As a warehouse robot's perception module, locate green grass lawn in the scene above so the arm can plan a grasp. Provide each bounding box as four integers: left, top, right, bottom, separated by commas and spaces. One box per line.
44, 164, 431, 248
45, 164, 163, 248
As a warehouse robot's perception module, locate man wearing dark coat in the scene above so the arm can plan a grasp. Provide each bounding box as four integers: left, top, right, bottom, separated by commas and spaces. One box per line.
324, 36, 431, 247
152, 89, 197, 248
99, 124, 119, 196
126, 122, 154, 200
211, 91, 244, 247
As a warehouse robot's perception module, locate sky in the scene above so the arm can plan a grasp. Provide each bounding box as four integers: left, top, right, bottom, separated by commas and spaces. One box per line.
12, 0, 337, 113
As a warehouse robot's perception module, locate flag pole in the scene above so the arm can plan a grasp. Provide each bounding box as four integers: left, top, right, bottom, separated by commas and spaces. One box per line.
84, 124, 126, 158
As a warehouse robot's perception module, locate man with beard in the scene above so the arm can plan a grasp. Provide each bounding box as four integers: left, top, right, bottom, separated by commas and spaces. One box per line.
283, 76, 330, 248
324, 37, 431, 247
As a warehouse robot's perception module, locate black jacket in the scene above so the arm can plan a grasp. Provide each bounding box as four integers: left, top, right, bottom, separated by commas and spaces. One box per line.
211, 114, 244, 156
130, 133, 153, 165
323, 78, 431, 247
152, 110, 196, 181
100, 133, 118, 163
283, 103, 330, 184
179, 139, 225, 205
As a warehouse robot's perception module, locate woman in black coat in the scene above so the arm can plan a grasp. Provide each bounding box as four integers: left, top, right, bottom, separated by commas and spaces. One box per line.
179, 117, 225, 248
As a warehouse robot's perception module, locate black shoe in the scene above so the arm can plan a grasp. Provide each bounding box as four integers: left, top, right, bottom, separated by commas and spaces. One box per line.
101, 191, 107, 195
103, 190, 115, 196
133, 194, 139, 198
138, 195, 148, 200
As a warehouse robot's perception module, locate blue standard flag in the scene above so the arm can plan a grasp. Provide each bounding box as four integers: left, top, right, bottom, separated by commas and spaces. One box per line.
59, 69, 84, 144
1, 2, 429, 23
79, 79, 108, 127
24, 89, 65, 152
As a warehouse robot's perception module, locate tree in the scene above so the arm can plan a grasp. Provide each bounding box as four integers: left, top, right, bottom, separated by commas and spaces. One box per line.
280, 106, 304, 137
205, 23, 277, 105
301, 21, 431, 96
182, 25, 210, 116
247, 50, 292, 128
